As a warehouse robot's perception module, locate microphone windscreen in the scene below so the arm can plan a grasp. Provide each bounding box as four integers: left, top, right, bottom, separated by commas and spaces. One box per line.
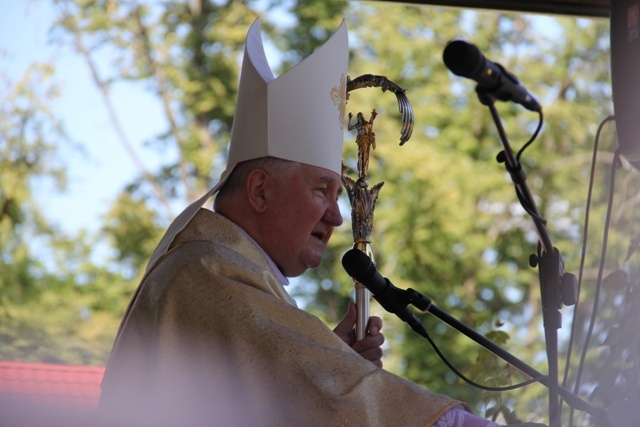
341, 249, 376, 283
443, 40, 483, 79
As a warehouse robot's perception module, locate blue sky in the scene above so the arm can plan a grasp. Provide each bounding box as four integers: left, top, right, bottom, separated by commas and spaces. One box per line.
1, 3, 596, 258
2, 2, 166, 236
2, 2, 293, 242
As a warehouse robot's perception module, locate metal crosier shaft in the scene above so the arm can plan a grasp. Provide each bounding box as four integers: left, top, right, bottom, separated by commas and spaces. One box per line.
342, 173, 382, 341
343, 74, 413, 340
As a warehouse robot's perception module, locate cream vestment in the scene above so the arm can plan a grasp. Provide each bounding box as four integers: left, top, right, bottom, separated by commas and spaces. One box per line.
98, 209, 463, 426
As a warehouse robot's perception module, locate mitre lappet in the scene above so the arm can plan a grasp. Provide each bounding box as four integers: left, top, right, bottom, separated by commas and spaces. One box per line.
145, 18, 349, 271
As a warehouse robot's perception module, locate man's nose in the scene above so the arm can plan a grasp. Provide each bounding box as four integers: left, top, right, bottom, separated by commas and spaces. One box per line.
325, 199, 344, 227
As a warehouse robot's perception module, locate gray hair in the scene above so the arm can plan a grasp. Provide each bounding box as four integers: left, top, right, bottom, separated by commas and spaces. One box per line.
215, 157, 298, 200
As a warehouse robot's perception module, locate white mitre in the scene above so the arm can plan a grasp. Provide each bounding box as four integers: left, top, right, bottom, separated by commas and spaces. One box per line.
145, 18, 349, 272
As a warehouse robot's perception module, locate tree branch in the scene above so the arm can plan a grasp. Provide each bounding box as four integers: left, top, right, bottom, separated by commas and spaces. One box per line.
64, 10, 174, 217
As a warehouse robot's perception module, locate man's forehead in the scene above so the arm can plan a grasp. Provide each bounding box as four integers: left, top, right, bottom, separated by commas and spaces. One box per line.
301, 164, 341, 182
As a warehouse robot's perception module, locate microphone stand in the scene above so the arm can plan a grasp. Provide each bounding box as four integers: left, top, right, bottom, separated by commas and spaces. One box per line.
476, 89, 577, 427
394, 286, 604, 423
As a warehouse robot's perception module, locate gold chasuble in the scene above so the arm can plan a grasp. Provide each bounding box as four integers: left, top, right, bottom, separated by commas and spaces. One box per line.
98, 209, 463, 426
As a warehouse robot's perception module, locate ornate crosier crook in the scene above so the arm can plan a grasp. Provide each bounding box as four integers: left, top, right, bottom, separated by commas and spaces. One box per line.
342, 74, 413, 340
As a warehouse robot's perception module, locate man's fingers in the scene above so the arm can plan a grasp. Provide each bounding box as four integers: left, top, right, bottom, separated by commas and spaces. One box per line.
333, 303, 356, 332
367, 316, 383, 335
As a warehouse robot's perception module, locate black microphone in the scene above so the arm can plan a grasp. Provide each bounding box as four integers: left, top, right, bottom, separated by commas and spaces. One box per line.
342, 249, 428, 336
443, 39, 541, 112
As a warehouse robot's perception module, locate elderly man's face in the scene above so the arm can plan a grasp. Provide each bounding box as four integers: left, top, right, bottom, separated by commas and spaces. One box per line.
262, 163, 343, 277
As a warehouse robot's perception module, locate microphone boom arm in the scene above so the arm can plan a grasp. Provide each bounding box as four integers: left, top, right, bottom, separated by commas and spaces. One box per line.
342, 248, 598, 423
481, 99, 578, 427
411, 290, 603, 422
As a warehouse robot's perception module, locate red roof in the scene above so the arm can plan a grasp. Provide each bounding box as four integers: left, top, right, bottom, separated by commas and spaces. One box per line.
0, 360, 104, 408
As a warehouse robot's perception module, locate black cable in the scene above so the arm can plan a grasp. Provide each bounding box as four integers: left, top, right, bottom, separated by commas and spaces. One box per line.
415, 320, 544, 393
569, 125, 620, 426
422, 107, 546, 394
560, 115, 615, 421
516, 110, 544, 164
503, 110, 546, 223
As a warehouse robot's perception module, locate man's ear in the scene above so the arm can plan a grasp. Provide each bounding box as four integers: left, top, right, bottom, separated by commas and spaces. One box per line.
245, 168, 269, 213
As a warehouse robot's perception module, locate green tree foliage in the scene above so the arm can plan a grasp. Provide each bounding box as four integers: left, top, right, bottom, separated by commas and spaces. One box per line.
0, 62, 126, 364
2, 1, 628, 424
310, 6, 614, 423
0, 63, 65, 304
561, 123, 640, 426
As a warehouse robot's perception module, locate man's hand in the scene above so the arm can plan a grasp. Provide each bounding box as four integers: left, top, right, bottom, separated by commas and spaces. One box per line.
333, 302, 385, 368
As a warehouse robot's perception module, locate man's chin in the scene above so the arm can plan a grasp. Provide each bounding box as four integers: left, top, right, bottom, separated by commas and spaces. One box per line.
282, 261, 319, 278
302, 254, 324, 270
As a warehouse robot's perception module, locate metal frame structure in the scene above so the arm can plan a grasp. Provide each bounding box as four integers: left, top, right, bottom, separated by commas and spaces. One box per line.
375, 0, 609, 18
